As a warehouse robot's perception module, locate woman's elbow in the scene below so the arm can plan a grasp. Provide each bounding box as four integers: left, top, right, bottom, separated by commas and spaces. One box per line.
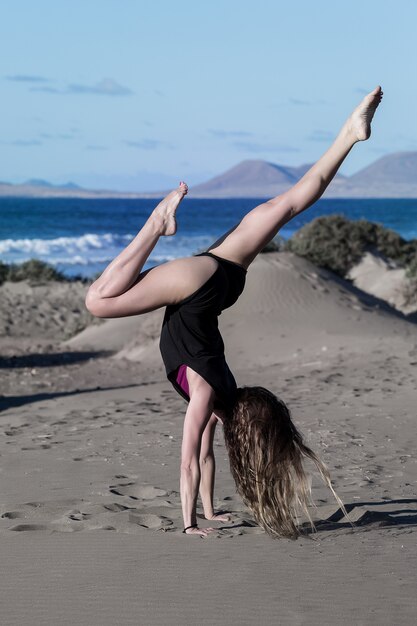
85, 287, 106, 318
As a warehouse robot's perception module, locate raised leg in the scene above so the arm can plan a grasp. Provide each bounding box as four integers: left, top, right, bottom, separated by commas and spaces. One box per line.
85, 182, 222, 318
86, 181, 187, 298
208, 86, 383, 269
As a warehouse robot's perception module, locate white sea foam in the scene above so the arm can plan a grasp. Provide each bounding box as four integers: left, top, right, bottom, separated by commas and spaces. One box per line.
0, 232, 214, 277
0, 233, 134, 255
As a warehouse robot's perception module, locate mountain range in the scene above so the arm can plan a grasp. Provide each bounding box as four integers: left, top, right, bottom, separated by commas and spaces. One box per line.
190, 152, 417, 198
1, 151, 417, 199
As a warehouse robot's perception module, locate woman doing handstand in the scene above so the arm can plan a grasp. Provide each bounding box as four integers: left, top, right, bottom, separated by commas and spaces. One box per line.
85, 86, 383, 538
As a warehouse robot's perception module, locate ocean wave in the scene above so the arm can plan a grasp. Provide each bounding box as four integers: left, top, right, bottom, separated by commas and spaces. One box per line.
0, 231, 214, 277
46, 254, 178, 266
0, 232, 134, 256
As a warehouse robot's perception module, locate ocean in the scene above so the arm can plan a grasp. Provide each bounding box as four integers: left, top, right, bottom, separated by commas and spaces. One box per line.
1, 197, 417, 279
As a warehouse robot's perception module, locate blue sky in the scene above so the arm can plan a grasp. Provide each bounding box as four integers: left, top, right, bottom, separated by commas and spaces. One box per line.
1, 0, 416, 191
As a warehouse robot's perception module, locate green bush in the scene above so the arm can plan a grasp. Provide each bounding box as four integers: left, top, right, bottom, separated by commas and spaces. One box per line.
261, 234, 286, 253
0, 258, 70, 285
405, 255, 417, 279
285, 215, 417, 277
0, 261, 9, 285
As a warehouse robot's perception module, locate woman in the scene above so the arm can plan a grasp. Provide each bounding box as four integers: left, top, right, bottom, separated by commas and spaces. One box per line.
86, 86, 383, 538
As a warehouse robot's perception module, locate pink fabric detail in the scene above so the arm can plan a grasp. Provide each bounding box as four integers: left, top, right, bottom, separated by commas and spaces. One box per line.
176, 364, 190, 396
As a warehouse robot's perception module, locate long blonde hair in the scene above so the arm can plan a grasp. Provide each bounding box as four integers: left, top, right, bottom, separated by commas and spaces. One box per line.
223, 386, 347, 538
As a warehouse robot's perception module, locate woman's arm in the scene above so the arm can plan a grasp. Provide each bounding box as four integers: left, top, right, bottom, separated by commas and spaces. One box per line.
198, 414, 217, 518
198, 412, 232, 522
180, 370, 216, 536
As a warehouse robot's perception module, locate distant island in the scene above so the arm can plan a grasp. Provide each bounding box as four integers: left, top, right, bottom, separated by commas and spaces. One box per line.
1, 151, 417, 199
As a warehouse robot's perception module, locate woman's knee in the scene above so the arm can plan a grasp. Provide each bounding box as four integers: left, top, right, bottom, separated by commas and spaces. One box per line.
85, 282, 153, 318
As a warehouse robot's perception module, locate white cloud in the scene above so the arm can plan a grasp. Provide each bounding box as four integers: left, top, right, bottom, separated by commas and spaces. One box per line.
67, 78, 133, 96
7, 139, 43, 147
124, 139, 171, 150
5, 74, 50, 83
28, 78, 133, 97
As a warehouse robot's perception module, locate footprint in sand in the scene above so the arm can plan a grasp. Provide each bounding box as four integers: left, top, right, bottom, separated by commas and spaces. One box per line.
109, 482, 168, 500
1, 511, 24, 519
9, 523, 48, 531
102, 503, 133, 512
67, 510, 92, 521
128, 512, 174, 530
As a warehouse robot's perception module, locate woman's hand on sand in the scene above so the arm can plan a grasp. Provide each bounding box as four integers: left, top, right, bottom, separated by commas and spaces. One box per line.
185, 526, 215, 537
204, 511, 232, 522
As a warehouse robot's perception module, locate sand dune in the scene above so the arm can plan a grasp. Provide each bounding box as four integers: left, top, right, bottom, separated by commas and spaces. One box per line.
1, 252, 416, 625
63, 312, 161, 353
347, 251, 416, 315
86, 252, 412, 367
0, 278, 91, 342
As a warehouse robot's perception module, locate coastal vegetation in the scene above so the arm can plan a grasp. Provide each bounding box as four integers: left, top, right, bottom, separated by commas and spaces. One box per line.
0, 259, 85, 286
285, 215, 417, 278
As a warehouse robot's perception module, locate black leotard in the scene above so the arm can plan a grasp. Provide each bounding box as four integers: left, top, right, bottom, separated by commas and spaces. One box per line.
159, 251, 247, 411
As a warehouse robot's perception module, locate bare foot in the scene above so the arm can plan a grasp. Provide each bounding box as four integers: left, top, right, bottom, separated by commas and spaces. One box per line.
152, 181, 188, 236
346, 86, 383, 142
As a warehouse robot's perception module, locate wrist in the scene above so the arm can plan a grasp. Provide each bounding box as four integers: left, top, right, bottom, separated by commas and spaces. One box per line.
183, 524, 198, 533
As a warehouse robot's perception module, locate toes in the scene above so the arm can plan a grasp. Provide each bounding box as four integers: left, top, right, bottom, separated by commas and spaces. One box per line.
366, 86, 382, 101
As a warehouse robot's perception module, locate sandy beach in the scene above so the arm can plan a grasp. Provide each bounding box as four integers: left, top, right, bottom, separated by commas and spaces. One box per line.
1, 251, 416, 625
